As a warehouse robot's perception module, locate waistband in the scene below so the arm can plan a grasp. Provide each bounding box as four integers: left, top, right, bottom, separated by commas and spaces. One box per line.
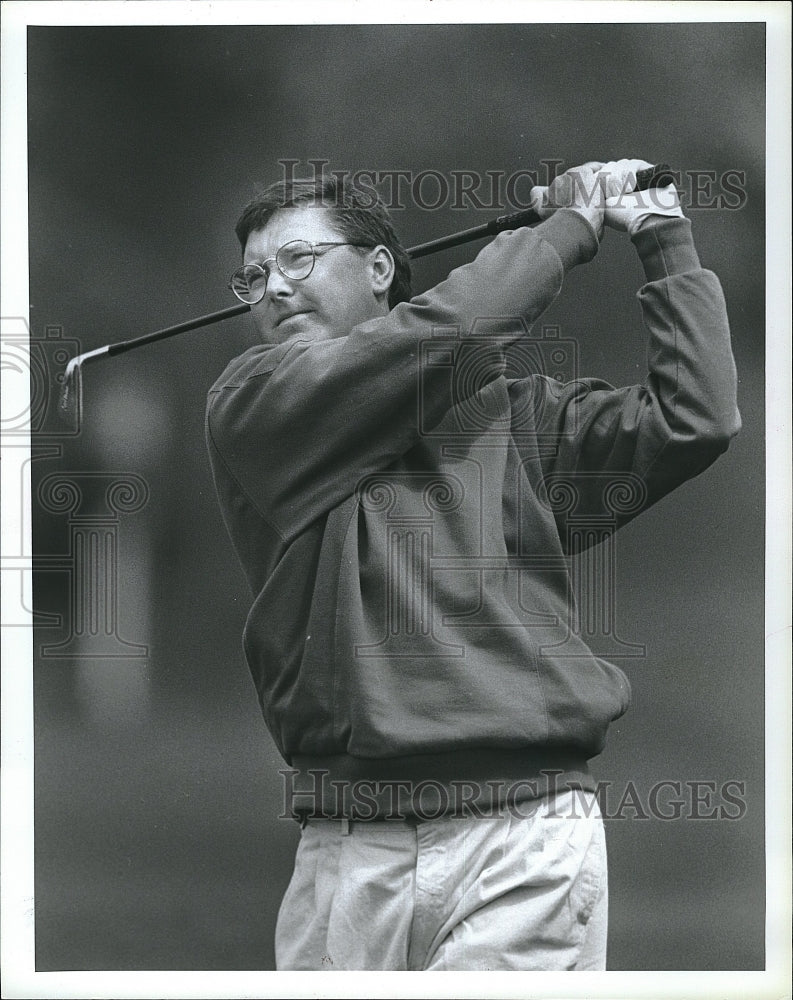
282, 747, 594, 821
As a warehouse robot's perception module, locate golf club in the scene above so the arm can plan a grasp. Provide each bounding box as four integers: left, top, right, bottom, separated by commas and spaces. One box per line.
58, 163, 674, 425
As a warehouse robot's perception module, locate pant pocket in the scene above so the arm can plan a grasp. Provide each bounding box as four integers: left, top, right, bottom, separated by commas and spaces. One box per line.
540, 790, 606, 928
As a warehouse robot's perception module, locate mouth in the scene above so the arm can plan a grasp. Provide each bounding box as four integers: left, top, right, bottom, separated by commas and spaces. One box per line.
276, 310, 312, 328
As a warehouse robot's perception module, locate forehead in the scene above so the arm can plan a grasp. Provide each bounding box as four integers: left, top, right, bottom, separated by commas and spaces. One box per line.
243, 206, 344, 262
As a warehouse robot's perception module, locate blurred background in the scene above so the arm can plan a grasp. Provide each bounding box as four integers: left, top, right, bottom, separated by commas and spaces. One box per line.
27, 22, 765, 971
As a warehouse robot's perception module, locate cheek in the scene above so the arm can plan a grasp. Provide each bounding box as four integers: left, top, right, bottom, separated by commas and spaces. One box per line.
249, 303, 279, 343
339, 278, 376, 315
319, 287, 360, 322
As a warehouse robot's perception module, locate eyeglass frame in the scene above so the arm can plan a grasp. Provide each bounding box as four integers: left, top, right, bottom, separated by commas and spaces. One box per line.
228, 240, 376, 305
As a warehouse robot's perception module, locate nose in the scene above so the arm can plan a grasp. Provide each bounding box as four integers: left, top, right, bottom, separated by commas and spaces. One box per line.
264, 264, 295, 300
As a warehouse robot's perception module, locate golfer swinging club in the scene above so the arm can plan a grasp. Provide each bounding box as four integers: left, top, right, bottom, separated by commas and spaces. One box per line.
205, 157, 740, 971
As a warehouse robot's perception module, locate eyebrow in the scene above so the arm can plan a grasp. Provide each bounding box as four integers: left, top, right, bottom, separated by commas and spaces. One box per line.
243, 240, 309, 264
244, 240, 349, 265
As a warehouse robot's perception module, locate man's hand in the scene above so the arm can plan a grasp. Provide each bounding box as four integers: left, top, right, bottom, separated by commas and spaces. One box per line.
530, 162, 606, 239
598, 158, 685, 234
530, 159, 684, 239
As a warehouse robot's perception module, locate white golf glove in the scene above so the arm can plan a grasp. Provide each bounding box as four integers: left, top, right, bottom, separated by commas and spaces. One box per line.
530, 158, 683, 237
528, 161, 606, 238
598, 158, 684, 235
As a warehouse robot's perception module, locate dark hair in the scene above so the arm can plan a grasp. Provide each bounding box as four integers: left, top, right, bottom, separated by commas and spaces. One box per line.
234, 175, 412, 309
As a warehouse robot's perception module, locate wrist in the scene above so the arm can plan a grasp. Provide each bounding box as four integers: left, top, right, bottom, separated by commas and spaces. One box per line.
631, 217, 701, 280
535, 209, 600, 271
632, 213, 677, 233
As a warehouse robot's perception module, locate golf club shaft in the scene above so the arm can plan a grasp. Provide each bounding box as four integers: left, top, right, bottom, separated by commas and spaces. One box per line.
105, 302, 250, 359
407, 162, 674, 257
100, 162, 674, 355
59, 161, 674, 418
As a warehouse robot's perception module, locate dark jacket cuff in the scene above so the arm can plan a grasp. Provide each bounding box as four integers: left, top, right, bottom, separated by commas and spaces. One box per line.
631, 217, 701, 281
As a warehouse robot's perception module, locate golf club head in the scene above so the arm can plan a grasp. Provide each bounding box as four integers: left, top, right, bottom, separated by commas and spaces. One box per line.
58, 357, 83, 428
58, 346, 108, 428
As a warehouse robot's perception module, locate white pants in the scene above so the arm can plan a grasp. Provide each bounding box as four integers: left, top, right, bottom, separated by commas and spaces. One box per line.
275, 789, 608, 971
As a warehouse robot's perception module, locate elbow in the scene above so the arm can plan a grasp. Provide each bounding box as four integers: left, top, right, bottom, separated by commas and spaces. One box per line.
662, 401, 741, 473
682, 404, 742, 463
711, 401, 742, 451
700, 415, 741, 458
726, 405, 743, 444
682, 385, 743, 448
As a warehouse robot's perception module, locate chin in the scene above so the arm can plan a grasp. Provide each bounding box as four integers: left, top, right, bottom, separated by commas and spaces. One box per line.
277, 314, 335, 344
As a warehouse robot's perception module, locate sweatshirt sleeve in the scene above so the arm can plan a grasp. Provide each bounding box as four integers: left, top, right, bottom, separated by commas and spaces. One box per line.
511, 217, 741, 538
206, 210, 598, 541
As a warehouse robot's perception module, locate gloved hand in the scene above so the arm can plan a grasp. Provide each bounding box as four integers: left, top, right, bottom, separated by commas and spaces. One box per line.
598, 158, 684, 235
529, 161, 606, 239
530, 159, 684, 239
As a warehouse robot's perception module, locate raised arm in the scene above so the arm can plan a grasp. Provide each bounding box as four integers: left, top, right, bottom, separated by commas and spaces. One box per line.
511, 162, 741, 540
206, 202, 599, 542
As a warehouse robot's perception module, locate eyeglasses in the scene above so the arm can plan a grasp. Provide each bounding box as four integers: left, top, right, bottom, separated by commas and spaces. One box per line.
228, 240, 374, 304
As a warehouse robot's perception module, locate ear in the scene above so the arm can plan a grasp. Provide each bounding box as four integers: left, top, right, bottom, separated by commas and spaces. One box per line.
369, 245, 395, 301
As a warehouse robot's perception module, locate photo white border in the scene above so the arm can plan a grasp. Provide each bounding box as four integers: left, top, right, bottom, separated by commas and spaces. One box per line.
2, 2, 790, 998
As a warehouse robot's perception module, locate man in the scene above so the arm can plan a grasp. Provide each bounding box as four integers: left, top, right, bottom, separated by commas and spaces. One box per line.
205, 158, 740, 970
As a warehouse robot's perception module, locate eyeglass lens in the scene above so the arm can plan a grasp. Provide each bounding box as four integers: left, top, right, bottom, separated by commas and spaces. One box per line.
230, 240, 316, 304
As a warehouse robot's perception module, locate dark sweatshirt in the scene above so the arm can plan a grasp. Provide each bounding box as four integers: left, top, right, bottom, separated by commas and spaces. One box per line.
206, 211, 740, 818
